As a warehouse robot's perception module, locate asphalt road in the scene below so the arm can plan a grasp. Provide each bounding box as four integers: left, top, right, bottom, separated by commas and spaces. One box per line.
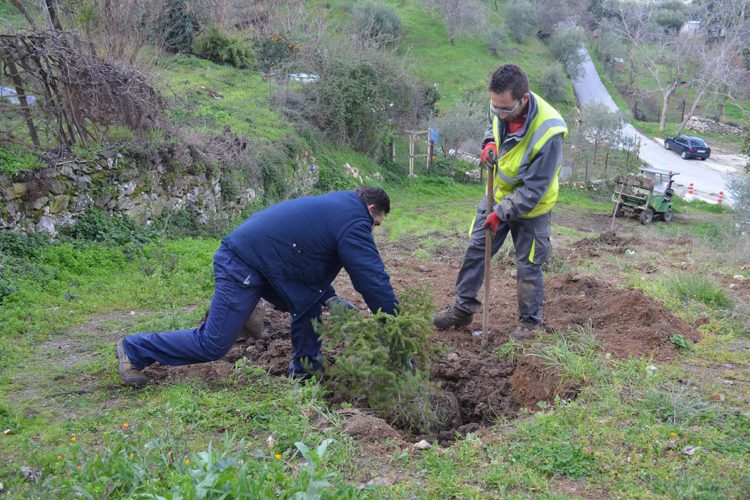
572, 48, 739, 204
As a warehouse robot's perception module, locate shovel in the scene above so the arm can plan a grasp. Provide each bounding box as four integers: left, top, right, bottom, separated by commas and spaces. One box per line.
481, 151, 496, 350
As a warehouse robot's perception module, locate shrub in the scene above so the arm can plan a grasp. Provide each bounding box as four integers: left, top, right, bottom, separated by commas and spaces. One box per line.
156, 0, 200, 54
254, 33, 298, 72
61, 208, 152, 245
539, 63, 568, 103
548, 27, 586, 79
315, 286, 446, 433
351, 1, 403, 47
193, 28, 254, 69
307, 47, 432, 158
486, 25, 508, 56
429, 100, 485, 154
505, 0, 538, 43
0, 146, 41, 176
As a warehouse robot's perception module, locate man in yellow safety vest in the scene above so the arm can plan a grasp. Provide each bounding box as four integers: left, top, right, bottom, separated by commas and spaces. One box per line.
433, 64, 567, 340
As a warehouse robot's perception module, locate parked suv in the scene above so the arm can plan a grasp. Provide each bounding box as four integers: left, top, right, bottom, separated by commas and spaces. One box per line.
664, 135, 711, 160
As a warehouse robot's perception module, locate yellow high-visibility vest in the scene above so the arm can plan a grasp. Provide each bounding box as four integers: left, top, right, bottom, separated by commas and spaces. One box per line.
491, 92, 568, 218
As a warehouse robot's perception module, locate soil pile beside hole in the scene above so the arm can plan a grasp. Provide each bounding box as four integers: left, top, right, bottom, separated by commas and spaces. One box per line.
339, 409, 403, 444
543, 273, 700, 361
572, 230, 639, 256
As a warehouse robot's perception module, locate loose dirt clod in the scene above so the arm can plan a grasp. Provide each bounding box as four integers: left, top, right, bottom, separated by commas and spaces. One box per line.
572, 230, 640, 256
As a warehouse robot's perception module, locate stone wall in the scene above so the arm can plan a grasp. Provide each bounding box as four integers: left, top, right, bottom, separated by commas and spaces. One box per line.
685, 116, 744, 136
0, 152, 263, 238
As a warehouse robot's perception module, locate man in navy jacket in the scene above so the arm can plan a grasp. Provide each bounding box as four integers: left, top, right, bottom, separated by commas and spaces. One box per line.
116, 186, 398, 385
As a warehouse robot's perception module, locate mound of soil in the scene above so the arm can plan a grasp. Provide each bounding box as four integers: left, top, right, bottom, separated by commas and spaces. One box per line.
543, 273, 700, 361
339, 409, 403, 444
571, 230, 640, 256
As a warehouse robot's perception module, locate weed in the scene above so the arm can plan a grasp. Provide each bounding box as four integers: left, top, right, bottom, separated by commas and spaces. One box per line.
530, 323, 603, 384
663, 272, 733, 309
669, 334, 693, 352
638, 383, 713, 426
0, 146, 41, 175
494, 339, 522, 363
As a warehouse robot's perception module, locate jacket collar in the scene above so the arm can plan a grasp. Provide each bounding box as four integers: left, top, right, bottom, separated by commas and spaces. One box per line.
502, 92, 538, 141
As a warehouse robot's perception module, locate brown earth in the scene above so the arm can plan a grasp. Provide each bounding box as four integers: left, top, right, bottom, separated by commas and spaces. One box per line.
142, 252, 699, 440
571, 230, 641, 257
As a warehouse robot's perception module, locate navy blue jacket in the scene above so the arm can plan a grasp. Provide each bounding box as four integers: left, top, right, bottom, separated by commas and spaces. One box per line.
223, 191, 397, 317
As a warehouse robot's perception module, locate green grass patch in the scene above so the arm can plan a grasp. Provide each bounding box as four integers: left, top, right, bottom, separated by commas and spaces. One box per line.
0, 145, 42, 175
158, 54, 293, 142
556, 186, 613, 212
672, 195, 733, 214
661, 272, 733, 309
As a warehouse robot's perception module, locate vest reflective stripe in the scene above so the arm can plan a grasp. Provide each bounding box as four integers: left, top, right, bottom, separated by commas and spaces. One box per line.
491, 93, 568, 219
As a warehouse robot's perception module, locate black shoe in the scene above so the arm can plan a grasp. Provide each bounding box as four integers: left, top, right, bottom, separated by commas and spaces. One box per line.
510, 321, 540, 341
116, 339, 148, 386
288, 356, 324, 381
433, 305, 474, 330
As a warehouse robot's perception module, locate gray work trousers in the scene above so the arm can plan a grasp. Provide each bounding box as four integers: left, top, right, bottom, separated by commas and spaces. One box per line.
454, 199, 552, 324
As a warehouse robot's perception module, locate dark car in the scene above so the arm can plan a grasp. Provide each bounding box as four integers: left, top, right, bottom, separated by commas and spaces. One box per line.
664, 135, 711, 160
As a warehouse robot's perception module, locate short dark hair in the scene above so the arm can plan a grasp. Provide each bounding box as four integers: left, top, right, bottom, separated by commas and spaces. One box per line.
355, 186, 390, 214
489, 64, 529, 100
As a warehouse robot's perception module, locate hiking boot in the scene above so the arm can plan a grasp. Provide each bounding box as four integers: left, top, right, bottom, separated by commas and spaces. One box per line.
510, 321, 540, 341
433, 305, 474, 331
116, 339, 148, 387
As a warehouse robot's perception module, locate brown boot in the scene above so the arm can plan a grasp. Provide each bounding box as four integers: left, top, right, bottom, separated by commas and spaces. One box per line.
116, 339, 148, 387
433, 305, 473, 330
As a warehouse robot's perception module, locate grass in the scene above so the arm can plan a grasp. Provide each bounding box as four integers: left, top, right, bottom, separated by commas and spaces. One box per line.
2, 183, 750, 497
158, 55, 294, 142
2, 2, 750, 497
557, 185, 613, 212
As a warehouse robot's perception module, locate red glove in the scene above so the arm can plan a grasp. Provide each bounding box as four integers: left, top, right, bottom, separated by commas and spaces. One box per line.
483, 212, 501, 234
481, 142, 497, 165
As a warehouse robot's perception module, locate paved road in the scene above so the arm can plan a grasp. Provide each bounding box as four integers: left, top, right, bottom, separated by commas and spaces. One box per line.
572, 48, 738, 204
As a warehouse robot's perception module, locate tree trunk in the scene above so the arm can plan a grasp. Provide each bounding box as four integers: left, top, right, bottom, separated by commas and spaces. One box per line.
676, 88, 707, 134
659, 82, 679, 131
6, 61, 40, 147
10, 0, 38, 28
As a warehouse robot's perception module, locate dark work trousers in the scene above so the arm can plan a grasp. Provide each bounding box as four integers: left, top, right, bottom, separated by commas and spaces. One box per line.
454, 200, 552, 324
122, 243, 324, 374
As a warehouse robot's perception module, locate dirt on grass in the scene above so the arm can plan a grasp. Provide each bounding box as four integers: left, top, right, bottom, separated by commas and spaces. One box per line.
29, 225, 701, 444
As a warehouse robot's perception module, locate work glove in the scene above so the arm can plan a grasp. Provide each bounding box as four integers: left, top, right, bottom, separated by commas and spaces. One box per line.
325, 296, 358, 316
480, 142, 498, 165
483, 212, 502, 234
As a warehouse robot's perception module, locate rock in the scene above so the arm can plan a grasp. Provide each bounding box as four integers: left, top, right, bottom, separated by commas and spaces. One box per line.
344, 163, 363, 182
371, 172, 383, 181
413, 439, 432, 450
118, 180, 137, 197
681, 445, 700, 456
733, 274, 746, 281
465, 169, 481, 182
20, 466, 41, 483
35, 216, 56, 237
71, 194, 93, 213
49, 195, 70, 214
447, 352, 459, 362
11, 182, 27, 198
49, 180, 67, 195
31, 196, 49, 210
